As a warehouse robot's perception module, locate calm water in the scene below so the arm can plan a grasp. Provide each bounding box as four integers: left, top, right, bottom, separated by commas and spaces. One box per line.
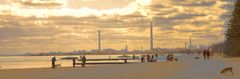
0, 54, 167, 69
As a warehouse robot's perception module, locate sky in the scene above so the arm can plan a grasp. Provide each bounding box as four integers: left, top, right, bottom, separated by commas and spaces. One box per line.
0, 0, 236, 54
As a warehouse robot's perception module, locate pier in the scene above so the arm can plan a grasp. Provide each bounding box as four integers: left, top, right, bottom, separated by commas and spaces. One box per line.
72, 58, 138, 67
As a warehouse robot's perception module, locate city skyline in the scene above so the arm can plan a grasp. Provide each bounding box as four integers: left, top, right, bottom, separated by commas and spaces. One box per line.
0, 0, 232, 54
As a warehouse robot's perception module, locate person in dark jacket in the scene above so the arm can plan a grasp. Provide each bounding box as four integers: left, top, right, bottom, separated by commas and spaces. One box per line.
51, 56, 57, 68
141, 56, 145, 63
206, 49, 210, 60
203, 50, 207, 60
82, 55, 86, 67
151, 55, 155, 62
147, 54, 150, 62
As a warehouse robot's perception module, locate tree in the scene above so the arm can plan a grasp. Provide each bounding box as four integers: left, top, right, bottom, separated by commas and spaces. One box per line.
210, 42, 225, 53
225, 1, 240, 56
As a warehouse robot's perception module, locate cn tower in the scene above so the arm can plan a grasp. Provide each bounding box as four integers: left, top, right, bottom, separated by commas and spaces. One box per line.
98, 30, 101, 52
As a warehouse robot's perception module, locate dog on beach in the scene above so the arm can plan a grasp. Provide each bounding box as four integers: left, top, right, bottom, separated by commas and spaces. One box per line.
220, 67, 233, 75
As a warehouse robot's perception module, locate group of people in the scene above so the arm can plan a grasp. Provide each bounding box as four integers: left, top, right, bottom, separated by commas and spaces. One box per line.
203, 49, 212, 60
141, 54, 158, 62
80, 55, 86, 67
167, 54, 176, 61
51, 55, 87, 69
71, 55, 87, 68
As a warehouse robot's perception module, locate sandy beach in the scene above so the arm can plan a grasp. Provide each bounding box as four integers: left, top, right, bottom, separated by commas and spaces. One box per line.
0, 0, 239, 79
0, 54, 239, 79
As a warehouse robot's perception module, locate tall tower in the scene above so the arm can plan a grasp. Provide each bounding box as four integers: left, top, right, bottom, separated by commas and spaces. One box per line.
189, 36, 192, 53
150, 22, 153, 52
125, 44, 128, 53
185, 42, 187, 49
98, 30, 101, 52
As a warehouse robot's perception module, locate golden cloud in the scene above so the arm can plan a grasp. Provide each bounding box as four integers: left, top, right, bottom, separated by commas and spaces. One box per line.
9, 0, 67, 7
0, 0, 233, 53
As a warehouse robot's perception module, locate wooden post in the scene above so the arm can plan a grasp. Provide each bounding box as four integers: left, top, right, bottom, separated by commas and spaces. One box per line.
124, 59, 127, 63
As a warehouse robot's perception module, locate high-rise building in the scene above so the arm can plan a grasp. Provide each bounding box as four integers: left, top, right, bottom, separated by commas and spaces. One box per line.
124, 44, 128, 53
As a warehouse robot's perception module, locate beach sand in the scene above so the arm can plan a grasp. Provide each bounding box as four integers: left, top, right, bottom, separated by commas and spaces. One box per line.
218, 56, 240, 79
0, 54, 240, 79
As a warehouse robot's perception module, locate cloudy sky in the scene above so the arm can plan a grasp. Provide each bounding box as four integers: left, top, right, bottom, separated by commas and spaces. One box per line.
0, 0, 236, 54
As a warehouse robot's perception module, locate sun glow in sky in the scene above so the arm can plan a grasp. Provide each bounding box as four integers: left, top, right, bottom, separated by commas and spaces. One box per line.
0, 0, 235, 54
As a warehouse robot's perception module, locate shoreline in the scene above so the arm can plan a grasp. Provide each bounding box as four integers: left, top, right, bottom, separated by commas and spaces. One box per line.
0, 54, 166, 70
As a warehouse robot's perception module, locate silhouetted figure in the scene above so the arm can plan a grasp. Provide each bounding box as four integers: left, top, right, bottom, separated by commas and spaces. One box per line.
141, 56, 145, 63
82, 55, 86, 67
207, 49, 210, 60
72, 58, 76, 68
151, 55, 154, 62
167, 54, 174, 61
132, 54, 136, 59
167, 54, 170, 61
51, 56, 57, 68
169, 54, 173, 61
155, 54, 158, 58
147, 54, 150, 62
203, 50, 207, 60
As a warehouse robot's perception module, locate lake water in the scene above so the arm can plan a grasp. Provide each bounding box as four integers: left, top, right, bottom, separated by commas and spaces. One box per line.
0, 54, 167, 69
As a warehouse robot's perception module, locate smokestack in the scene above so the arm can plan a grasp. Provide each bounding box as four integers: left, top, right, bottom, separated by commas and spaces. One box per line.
185, 42, 187, 49
150, 22, 153, 52
189, 36, 192, 52
98, 30, 101, 52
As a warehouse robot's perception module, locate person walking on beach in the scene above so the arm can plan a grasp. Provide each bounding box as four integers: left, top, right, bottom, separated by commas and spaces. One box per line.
203, 50, 207, 60
72, 58, 76, 68
82, 55, 86, 67
51, 56, 57, 68
206, 49, 210, 60
151, 55, 155, 62
141, 56, 145, 63
147, 54, 150, 62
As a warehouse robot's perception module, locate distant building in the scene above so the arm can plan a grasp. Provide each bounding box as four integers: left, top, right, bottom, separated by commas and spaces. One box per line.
102, 48, 120, 53
121, 45, 129, 53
